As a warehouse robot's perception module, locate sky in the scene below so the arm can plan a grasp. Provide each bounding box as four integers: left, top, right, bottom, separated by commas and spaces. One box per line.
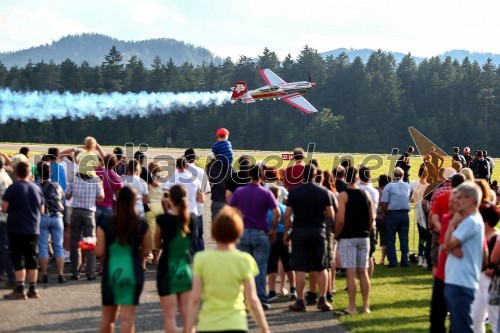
1, 0, 499, 60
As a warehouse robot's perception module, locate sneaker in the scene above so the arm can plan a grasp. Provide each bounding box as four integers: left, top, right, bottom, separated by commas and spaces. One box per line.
422, 258, 428, 269
58, 275, 67, 284
289, 301, 307, 312
39, 275, 48, 284
289, 287, 297, 300
268, 291, 278, 302
317, 300, 333, 311
27, 289, 40, 299
87, 275, 96, 281
71, 274, 80, 281
4, 290, 28, 300
326, 291, 334, 303
261, 302, 272, 311
64, 251, 71, 264
417, 256, 423, 267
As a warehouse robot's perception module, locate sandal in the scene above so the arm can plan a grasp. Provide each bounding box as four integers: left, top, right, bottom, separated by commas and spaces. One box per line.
333, 309, 357, 316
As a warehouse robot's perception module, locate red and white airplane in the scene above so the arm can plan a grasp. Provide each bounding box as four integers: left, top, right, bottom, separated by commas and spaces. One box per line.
230, 68, 318, 114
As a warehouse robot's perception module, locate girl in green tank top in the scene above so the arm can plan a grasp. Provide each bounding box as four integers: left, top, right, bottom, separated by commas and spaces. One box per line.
156, 184, 194, 333
94, 186, 151, 333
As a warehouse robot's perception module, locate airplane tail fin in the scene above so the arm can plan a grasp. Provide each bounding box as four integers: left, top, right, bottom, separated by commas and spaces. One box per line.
230, 81, 248, 100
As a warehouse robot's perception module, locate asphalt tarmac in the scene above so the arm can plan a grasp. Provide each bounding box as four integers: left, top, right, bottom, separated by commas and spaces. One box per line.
0, 199, 345, 333
0, 143, 346, 332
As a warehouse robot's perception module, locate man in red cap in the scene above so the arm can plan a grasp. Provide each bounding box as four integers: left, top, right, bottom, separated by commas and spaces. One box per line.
212, 128, 233, 167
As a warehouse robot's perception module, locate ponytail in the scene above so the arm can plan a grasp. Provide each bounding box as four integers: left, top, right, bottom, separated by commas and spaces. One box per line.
169, 185, 190, 236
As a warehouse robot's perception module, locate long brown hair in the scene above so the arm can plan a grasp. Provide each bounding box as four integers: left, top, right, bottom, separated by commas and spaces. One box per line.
112, 185, 142, 245
169, 184, 190, 235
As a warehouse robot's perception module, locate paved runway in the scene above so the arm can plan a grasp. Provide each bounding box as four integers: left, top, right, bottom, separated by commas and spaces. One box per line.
0, 142, 346, 332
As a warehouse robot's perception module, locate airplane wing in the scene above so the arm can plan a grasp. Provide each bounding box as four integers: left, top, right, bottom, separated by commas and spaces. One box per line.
259, 69, 286, 86
282, 94, 318, 114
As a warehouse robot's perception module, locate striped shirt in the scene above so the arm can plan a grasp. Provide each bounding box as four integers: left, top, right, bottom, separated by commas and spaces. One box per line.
212, 140, 233, 165
66, 175, 103, 212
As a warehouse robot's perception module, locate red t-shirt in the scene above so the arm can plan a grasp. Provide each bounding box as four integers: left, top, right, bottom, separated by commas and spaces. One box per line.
284, 164, 305, 191
432, 191, 451, 217
435, 213, 452, 281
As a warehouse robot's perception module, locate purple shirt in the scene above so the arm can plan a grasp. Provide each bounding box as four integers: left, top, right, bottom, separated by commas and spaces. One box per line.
96, 168, 123, 208
229, 183, 277, 231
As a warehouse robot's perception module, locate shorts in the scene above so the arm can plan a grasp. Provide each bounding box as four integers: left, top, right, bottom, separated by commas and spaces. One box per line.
267, 233, 292, 274
338, 237, 370, 269
291, 227, 327, 272
8, 233, 39, 270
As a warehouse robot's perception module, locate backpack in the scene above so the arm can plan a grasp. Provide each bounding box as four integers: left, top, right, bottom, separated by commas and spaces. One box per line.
453, 154, 467, 168
39, 180, 64, 216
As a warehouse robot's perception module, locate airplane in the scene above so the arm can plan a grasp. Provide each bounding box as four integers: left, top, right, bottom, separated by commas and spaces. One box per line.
230, 68, 318, 114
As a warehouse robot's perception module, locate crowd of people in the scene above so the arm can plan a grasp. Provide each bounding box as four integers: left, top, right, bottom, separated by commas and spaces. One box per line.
0, 132, 499, 333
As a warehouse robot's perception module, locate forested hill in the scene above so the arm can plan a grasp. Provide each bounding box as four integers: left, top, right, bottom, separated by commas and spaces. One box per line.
1, 44, 500, 155
321, 48, 500, 66
0, 33, 221, 68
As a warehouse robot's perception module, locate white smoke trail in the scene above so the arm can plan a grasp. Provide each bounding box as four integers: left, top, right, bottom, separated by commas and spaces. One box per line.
0, 89, 232, 123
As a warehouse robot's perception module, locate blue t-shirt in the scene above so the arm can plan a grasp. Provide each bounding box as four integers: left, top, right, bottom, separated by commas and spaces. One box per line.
229, 183, 277, 231
50, 162, 67, 193
3, 181, 43, 235
268, 203, 286, 233
380, 180, 411, 211
444, 212, 484, 289
212, 140, 233, 165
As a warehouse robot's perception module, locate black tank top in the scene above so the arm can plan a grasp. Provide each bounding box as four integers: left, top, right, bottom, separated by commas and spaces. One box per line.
340, 188, 370, 239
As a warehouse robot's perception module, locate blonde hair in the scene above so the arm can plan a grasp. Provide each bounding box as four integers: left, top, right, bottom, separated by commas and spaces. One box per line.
459, 168, 474, 181
84, 136, 97, 150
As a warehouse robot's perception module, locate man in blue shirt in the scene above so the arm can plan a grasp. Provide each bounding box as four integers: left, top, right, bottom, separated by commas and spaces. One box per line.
2, 162, 44, 300
380, 167, 411, 267
443, 182, 484, 333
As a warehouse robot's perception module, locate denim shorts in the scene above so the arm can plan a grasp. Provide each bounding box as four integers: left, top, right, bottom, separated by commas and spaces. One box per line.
39, 215, 64, 259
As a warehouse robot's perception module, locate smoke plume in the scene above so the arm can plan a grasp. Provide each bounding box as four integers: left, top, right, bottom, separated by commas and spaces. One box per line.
0, 89, 231, 123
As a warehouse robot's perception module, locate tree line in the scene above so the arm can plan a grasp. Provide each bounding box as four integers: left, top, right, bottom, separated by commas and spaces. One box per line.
0, 45, 499, 155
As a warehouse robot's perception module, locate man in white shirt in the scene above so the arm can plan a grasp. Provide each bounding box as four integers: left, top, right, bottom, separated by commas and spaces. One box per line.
163, 157, 204, 252
184, 148, 211, 251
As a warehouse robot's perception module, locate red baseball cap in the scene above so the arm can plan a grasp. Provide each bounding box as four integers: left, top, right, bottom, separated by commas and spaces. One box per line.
216, 128, 230, 137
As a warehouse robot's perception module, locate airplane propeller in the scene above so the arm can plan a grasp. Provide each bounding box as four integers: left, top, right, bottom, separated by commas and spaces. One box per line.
308, 73, 316, 87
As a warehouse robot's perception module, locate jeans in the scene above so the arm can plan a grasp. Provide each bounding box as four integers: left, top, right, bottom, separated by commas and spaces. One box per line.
385, 210, 410, 266
197, 214, 205, 251
95, 205, 113, 228
190, 213, 199, 253
0, 223, 15, 282
430, 278, 449, 333
211, 201, 226, 220
237, 228, 271, 303
444, 283, 475, 333
39, 215, 64, 259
